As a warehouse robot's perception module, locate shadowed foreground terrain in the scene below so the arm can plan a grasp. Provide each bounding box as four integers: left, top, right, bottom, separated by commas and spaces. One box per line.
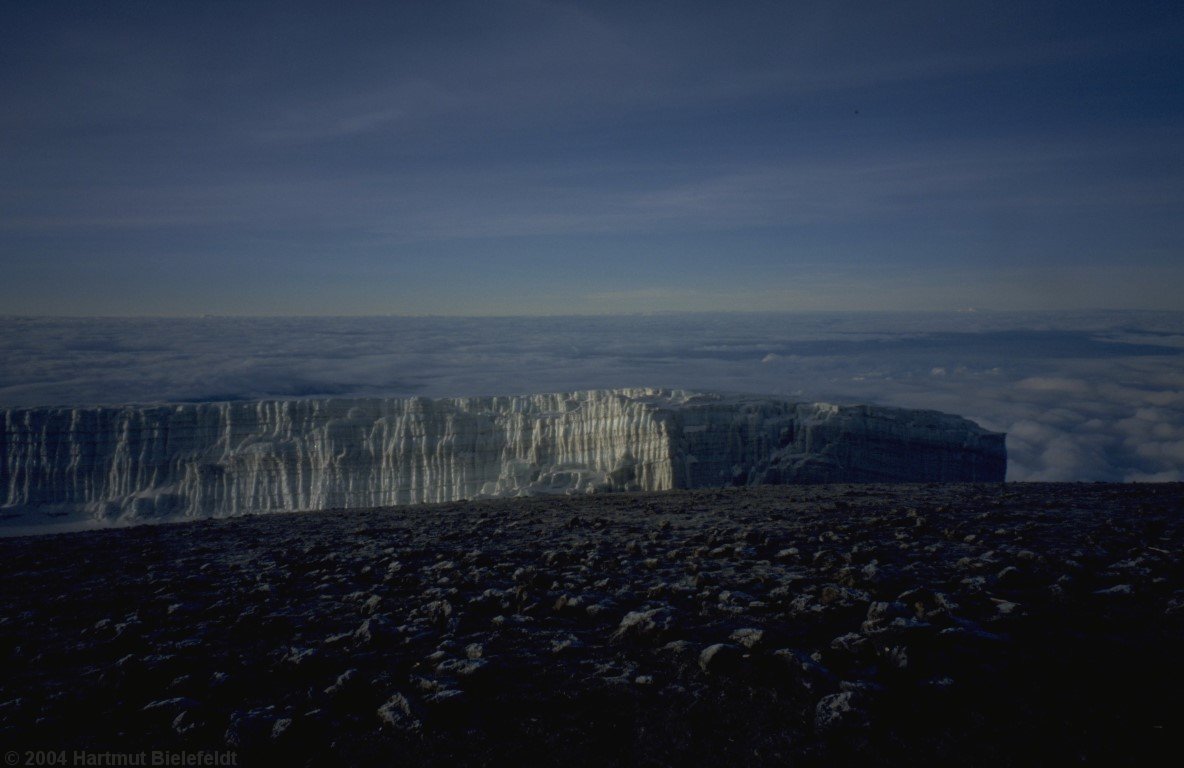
2, 483, 1182, 766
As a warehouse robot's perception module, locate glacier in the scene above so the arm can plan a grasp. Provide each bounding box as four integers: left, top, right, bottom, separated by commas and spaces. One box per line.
0, 389, 1005, 527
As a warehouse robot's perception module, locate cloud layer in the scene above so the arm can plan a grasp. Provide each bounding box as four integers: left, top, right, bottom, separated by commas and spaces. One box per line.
1, 311, 1181, 482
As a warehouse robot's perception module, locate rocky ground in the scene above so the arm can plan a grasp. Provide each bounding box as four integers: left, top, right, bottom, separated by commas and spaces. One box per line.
1, 483, 1182, 766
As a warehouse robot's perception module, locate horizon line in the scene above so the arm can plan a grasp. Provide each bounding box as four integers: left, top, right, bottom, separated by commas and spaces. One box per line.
3, 307, 1180, 321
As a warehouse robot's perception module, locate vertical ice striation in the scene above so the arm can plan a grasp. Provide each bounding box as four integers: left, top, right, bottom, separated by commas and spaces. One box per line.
1, 389, 1004, 525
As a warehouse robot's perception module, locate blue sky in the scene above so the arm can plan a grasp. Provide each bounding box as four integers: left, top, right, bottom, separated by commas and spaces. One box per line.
2, 0, 1182, 315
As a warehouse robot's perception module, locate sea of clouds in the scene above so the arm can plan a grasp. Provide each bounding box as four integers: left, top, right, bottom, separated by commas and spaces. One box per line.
1, 312, 1181, 482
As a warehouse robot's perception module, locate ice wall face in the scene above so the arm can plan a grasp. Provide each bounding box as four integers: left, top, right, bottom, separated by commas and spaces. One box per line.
670, 398, 1005, 486
0, 389, 1004, 525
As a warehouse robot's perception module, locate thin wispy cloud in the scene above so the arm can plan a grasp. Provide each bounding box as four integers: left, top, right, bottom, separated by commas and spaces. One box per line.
3, 1, 1181, 315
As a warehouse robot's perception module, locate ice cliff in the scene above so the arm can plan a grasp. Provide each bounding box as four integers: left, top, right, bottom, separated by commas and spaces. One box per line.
1, 389, 1005, 525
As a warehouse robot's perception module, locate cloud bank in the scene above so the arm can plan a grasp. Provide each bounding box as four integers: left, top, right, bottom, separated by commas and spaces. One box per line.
1, 311, 1180, 482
